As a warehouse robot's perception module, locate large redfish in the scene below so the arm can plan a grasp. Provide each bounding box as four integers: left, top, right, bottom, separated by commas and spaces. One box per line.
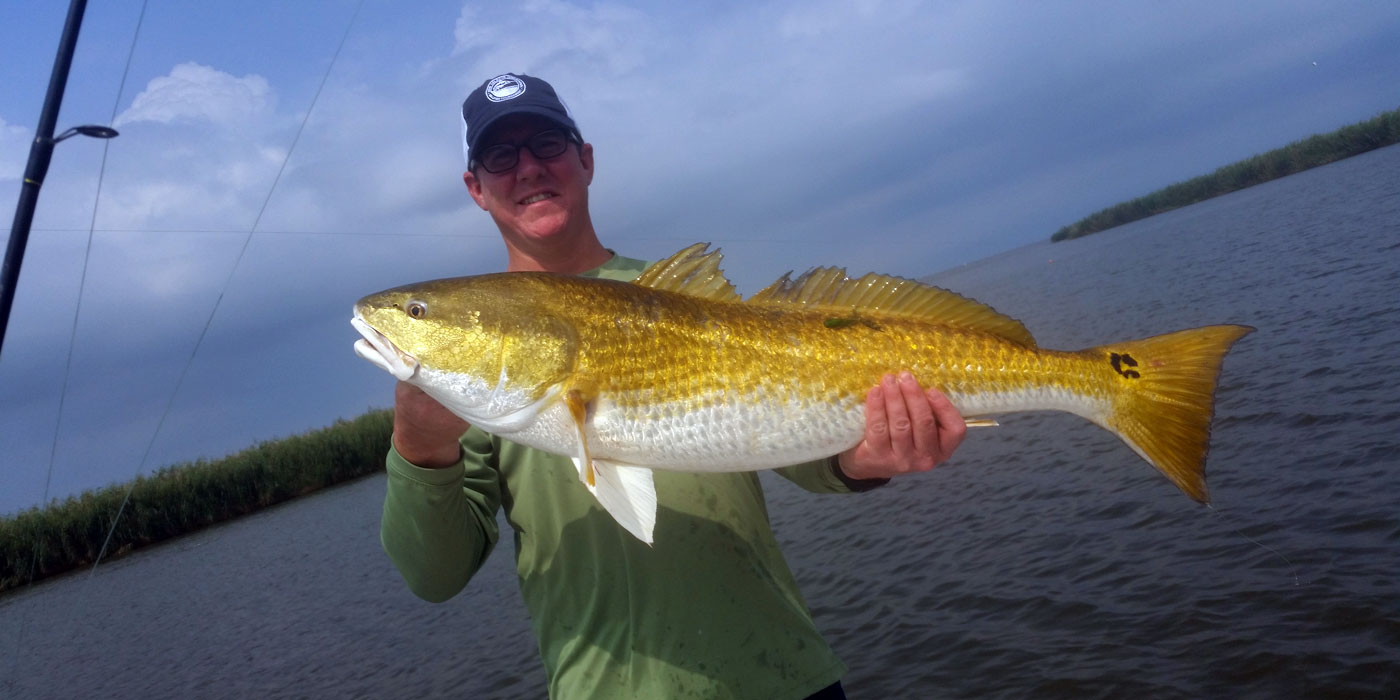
352, 243, 1252, 543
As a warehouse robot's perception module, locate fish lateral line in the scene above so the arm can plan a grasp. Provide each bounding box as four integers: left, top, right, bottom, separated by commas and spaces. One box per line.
823, 312, 882, 331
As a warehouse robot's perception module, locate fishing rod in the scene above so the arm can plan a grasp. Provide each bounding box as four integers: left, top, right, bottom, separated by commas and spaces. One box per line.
0, 0, 118, 360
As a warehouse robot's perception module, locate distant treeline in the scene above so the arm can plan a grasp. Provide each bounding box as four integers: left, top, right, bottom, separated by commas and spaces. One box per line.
1051, 106, 1400, 242
0, 410, 392, 594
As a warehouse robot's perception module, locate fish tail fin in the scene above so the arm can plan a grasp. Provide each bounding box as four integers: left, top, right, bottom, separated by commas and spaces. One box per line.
1087, 324, 1254, 502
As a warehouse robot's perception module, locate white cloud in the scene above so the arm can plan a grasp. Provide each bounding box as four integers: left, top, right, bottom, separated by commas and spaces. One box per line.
34, 52, 470, 250
0, 115, 31, 181
115, 62, 275, 129
83, 62, 299, 236
452, 0, 653, 76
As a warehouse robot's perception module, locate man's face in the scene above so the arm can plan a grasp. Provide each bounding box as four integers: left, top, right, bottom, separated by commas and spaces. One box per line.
463, 114, 595, 249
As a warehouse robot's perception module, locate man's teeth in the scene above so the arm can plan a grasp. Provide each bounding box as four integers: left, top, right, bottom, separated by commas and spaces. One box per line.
521, 193, 555, 205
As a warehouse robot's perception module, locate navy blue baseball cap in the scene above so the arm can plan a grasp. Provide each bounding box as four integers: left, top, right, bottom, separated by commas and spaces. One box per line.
460, 73, 581, 167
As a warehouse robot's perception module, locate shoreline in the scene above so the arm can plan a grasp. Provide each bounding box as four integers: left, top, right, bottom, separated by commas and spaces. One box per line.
1051, 106, 1400, 242
0, 410, 392, 595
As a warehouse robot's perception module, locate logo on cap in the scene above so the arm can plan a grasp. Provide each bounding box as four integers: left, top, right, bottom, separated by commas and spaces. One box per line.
485, 75, 526, 102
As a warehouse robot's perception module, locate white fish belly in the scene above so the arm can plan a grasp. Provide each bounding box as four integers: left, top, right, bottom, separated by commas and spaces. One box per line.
490, 383, 1112, 473
502, 389, 867, 472
952, 386, 1111, 425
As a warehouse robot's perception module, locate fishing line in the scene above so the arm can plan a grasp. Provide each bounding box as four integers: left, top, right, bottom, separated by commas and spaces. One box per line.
89, 0, 365, 572
5, 0, 149, 692
1207, 504, 1302, 587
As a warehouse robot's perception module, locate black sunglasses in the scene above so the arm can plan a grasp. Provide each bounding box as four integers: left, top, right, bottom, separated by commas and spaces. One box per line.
473, 129, 579, 174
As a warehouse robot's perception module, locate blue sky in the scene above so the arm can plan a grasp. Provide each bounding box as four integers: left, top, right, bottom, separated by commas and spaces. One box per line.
2, 0, 1399, 513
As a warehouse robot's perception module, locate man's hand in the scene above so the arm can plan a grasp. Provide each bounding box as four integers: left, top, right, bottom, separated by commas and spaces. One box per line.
837, 372, 966, 481
392, 382, 470, 468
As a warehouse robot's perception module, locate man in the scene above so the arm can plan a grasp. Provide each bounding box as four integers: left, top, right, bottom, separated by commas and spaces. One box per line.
381, 73, 967, 700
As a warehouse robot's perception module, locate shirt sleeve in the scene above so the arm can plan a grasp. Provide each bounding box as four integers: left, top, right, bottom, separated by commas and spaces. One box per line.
772, 456, 889, 494
380, 426, 502, 603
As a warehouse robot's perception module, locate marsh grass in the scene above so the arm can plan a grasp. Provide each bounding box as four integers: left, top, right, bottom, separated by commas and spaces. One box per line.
1052, 106, 1400, 241
0, 410, 393, 594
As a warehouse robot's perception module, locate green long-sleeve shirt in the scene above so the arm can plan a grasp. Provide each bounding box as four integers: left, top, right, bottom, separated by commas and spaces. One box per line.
381, 254, 864, 700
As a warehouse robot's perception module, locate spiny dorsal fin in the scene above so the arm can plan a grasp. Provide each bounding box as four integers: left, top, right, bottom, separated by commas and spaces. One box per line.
749, 267, 1037, 347
632, 242, 741, 303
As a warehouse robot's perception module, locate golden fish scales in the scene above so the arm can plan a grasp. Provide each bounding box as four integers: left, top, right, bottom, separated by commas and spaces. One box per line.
351, 242, 1253, 543
545, 274, 1082, 417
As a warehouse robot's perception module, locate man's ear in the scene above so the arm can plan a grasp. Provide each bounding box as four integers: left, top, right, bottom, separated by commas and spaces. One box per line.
579, 142, 594, 185
463, 170, 488, 210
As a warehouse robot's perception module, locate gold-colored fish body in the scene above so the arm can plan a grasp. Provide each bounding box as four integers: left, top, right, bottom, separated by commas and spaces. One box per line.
352, 243, 1253, 543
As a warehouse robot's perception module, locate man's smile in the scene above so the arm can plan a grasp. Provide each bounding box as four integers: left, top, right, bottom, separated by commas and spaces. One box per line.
520, 192, 557, 205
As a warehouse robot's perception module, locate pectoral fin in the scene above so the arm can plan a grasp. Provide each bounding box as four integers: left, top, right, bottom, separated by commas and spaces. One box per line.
564, 389, 595, 486
561, 385, 658, 544
964, 417, 1000, 428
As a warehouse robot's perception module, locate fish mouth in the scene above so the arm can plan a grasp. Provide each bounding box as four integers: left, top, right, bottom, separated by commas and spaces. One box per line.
351, 312, 419, 381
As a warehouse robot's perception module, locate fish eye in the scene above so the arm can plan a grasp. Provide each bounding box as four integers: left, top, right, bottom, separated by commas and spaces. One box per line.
406, 301, 427, 319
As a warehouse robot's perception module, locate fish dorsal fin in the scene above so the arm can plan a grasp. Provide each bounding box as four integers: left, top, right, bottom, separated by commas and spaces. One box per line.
632, 242, 741, 303
749, 267, 1037, 347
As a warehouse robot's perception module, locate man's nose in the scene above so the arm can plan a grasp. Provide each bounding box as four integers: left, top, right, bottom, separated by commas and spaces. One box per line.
514, 148, 547, 178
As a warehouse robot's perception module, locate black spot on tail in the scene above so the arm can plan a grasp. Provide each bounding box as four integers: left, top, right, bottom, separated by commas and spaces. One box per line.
1110, 352, 1141, 379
